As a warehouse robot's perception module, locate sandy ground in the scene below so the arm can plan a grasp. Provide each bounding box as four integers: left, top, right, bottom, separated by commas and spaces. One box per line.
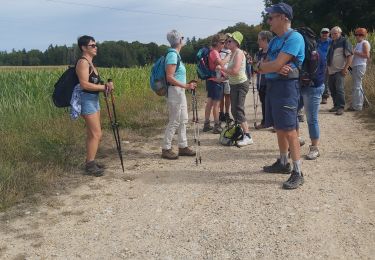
1, 88, 375, 260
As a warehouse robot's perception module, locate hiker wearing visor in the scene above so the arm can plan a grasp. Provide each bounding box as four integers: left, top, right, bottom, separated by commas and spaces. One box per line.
257, 3, 305, 189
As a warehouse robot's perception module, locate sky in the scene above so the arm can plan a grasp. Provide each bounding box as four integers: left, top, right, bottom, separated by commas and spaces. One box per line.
0, 0, 265, 52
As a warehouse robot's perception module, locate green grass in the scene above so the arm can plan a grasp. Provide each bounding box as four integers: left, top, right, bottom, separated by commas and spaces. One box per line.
0, 64, 199, 210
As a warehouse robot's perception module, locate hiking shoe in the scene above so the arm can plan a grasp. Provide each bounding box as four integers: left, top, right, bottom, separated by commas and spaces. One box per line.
263, 159, 292, 174
329, 107, 338, 112
85, 161, 104, 177
237, 135, 254, 146
321, 98, 327, 104
298, 137, 305, 147
306, 145, 320, 160
212, 122, 222, 134
178, 147, 196, 156
161, 149, 178, 160
335, 108, 344, 115
346, 107, 357, 112
95, 161, 106, 169
255, 123, 266, 130
219, 112, 225, 122
282, 171, 304, 189
203, 121, 213, 132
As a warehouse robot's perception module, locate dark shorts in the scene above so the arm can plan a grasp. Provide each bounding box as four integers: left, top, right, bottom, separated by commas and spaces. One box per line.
265, 79, 299, 131
206, 80, 223, 101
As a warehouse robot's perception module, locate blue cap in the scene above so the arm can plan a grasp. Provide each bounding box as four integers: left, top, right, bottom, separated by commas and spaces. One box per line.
265, 3, 293, 20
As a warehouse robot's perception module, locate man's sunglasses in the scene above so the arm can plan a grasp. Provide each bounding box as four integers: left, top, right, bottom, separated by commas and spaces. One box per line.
354, 34, 364, 37
87, 44, 97, 48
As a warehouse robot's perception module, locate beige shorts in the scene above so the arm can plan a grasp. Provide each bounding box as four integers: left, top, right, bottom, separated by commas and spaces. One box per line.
223, 81, 230, 95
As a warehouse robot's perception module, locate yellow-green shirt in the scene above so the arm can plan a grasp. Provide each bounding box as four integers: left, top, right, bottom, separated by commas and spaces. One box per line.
227, 49, 247, 85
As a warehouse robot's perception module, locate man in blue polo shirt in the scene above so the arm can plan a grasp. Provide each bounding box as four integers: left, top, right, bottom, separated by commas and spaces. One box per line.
257, 2, 305, 189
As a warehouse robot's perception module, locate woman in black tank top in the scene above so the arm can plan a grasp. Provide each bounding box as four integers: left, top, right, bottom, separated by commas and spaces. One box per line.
76, 35, 114, 176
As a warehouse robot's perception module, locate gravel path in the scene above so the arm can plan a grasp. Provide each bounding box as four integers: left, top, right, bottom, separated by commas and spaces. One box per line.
1, 89, 375, 259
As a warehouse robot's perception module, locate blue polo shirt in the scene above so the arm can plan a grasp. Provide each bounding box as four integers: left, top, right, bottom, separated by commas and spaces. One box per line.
265, 29, 305, 80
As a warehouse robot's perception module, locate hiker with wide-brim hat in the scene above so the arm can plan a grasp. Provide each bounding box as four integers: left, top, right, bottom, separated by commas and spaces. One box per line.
75, 35, 114, 176
218, 31, 254, 147
161, 29, 197, 160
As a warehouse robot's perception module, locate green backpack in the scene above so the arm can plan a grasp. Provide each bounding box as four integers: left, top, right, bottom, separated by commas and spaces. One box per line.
219, 123, 244, 146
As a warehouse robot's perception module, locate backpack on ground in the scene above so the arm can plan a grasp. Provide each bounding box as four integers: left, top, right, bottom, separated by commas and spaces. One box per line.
52, 65, 79, 107
219, 122, 244, 146
196, 47, 216, 80
294, 27, 320, 87
150, 50, 181, 96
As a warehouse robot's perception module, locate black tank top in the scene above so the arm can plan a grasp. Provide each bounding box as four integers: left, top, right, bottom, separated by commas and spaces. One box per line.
80, 57, 101, 94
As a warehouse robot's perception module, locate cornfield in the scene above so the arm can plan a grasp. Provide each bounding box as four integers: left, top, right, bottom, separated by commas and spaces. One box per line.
0, 64, 198, 209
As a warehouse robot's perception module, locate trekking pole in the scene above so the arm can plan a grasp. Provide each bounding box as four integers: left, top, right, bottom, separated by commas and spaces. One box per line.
191, 89, 202, 165
104, 79, 125, 173
252, 76, 259, 128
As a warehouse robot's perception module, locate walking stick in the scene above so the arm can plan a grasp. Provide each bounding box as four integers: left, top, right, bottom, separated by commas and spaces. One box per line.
104, 79, 125, 173
252, 76, 259, 128
191, 89, 202, 165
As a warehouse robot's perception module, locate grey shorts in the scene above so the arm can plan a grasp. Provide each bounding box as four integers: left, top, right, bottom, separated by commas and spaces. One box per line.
230, 80, 249, 123
223, 81, 230, 95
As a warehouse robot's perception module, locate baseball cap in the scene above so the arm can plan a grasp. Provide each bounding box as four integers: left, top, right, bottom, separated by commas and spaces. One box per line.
265, 3, 293, 20
321, 28, 330, 33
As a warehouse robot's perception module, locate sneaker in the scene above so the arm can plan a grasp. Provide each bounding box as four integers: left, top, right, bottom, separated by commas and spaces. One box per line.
237, 134, 254, 146
95, 161, 106, 169
282, 171, 304, 189
306, 145, 320, 160
346, 107, 357, 112
329, 107, 338, 112
161, 149, 178, 160
178, 147, 196, 156
85, 161, 104, 177
203, 121, 213, 132
263, 159, 292, 174
321, 98, 327, 104
298, 137, 306, 147
335, 108, 344, 115
212, 122, 222, 134
219, 112, 225, 122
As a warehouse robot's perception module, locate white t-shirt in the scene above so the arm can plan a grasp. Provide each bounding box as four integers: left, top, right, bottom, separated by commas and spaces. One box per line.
352, 40, 371, 67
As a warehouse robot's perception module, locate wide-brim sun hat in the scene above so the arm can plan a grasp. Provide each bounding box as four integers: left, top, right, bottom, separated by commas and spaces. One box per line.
226, 31, 243, 46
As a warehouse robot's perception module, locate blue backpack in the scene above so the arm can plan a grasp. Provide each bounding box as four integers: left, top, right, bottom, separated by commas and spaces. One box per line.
196, 47, 216, 80
150, 50, 180, 96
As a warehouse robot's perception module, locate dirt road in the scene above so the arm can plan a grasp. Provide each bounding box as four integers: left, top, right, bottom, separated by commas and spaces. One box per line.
1, 89, 375, 259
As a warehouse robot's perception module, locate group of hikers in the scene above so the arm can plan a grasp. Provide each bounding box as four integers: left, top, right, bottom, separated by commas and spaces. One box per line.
73, 2, 371, 190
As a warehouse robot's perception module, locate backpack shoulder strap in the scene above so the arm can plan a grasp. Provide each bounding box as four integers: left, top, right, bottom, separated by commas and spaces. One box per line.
77, 56, 93, 74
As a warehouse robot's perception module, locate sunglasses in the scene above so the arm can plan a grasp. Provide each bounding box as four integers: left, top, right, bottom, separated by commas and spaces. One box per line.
220, 41, 225, 44
226, 39, 233, 43
267, 14, 281, 21
87, 44, 97, 48
321, 32, 329, 34
354, 34, 364, 37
